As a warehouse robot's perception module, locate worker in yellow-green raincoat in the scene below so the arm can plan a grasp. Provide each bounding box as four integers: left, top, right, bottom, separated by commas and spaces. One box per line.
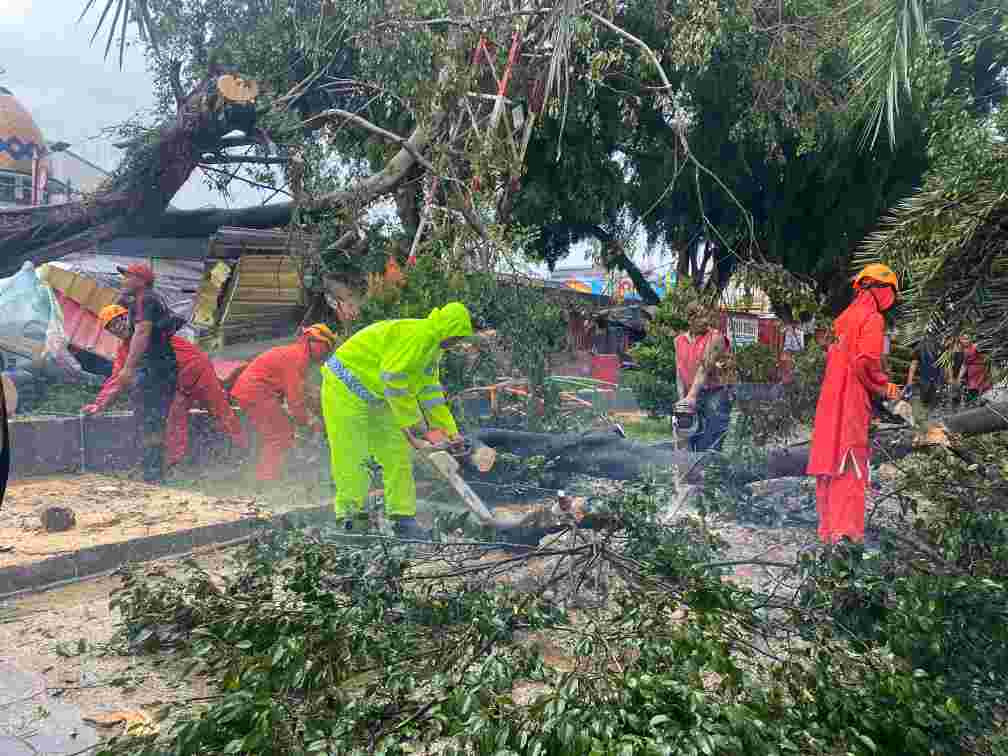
321, 302, 474, 539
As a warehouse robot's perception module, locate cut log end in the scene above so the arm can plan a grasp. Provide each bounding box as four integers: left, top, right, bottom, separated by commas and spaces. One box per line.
215, 74, 260, 105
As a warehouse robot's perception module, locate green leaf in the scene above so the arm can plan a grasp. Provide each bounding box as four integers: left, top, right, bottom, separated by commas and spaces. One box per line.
856, 734, 878, 753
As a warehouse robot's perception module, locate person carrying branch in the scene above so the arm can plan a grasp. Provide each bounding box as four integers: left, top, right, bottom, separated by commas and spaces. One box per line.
674, 302, 732, 452
807, 264, 902, 546
84, 305, 248, 470
230, 325, 337, 483
320, 302, 474, 540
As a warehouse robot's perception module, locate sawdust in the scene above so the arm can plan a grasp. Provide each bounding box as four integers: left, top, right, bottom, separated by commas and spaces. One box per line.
0, 474, 257, 569
0, 548, 233, 730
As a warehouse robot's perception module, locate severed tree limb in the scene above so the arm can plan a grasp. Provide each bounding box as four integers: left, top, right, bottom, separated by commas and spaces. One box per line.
474, 401, 1008, 489
306, 109, 438, 175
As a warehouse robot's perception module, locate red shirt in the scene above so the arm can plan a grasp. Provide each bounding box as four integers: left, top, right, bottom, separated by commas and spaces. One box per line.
962, 345, 992, 392
675, 330, 728, 392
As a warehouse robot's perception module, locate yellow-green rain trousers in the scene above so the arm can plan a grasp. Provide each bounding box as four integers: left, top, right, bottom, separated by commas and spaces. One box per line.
321, 302, 474, 518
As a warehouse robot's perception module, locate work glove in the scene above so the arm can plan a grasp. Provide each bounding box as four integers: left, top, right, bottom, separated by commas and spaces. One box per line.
884, 383, 902, 401
423, 428, 453, 448
81, 403, 101, 415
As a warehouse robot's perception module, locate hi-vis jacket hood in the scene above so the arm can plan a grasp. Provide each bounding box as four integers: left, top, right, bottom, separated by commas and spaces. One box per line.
327, 302, 474, 431
428, 302, 474, 342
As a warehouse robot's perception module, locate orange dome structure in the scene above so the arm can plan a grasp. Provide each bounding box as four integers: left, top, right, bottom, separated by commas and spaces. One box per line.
0, 86, 48, 206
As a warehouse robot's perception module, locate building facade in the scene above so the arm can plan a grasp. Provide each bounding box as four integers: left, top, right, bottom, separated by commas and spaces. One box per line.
0, 86, 108, 208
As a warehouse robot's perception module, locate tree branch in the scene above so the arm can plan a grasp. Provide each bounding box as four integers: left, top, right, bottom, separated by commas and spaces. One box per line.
305, 109, 437, 175
198, 165, 293, 198
199, 156, 289, 165
169, 59, 185, 107
586, 10, 672, 90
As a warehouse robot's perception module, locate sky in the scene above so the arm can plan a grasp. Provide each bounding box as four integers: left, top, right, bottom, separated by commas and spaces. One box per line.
0, 0, 270, 210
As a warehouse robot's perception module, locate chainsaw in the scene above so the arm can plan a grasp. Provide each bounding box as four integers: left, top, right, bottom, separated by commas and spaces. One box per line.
420, 434, 498, 526
672, 401, 702, 442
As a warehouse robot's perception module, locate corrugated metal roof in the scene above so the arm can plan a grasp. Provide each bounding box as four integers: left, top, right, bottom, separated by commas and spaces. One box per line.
56, 292, 121, 360
209, 227, 318, 259
97, 237, 210, 259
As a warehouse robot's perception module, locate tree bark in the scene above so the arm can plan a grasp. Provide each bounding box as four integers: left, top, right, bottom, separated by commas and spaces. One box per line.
474, 401, 1008, 485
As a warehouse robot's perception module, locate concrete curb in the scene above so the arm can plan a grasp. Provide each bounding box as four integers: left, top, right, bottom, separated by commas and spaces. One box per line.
0, 504, 336, 600
0, 497, 475, 600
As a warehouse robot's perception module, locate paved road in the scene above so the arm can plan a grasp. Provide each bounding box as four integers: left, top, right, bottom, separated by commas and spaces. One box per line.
0, 659, 99, 756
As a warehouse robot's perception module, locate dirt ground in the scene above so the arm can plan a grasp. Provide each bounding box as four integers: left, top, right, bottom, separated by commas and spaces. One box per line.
0, 547, 233, 742
0, 474, 262, 570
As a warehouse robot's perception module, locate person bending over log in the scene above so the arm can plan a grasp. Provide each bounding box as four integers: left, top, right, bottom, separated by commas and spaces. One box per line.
84, 305, 248, 471
807, 264, 903, 545
230, 325, 336, 484
674, 302, 732, 452
320, 302, 474, 541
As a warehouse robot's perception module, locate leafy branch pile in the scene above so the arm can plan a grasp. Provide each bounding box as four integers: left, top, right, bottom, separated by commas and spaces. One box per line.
93, 462, 1007, 755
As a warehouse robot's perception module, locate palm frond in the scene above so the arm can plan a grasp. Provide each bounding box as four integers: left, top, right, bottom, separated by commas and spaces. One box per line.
78, 0, 155, 68
857, 165, 1008, 362
849, 0, 930, 150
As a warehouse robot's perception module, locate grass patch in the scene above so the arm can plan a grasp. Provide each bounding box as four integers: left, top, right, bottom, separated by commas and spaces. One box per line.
619, 416, 673, 443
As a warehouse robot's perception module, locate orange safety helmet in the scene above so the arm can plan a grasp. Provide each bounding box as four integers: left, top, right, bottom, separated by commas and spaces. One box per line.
852, 263, 899, 292
302, 323, 337, 349
98, 304, 129, 329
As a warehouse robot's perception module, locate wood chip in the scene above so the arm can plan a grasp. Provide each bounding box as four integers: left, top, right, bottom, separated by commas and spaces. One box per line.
84, 709, 157, 736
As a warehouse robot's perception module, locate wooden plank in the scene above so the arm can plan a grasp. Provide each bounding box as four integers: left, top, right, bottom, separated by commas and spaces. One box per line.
217, 307, 303, 319
236, 255, 297, 269
225, 299, 304, 311
228, 271, 301, 287
229, 289, 303, 303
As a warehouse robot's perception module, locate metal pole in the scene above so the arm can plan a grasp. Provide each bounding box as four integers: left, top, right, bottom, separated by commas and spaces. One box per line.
79, 411, 86, 473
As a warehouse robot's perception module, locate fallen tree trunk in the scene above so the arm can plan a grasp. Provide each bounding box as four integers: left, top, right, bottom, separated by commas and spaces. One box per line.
0, 73, 261, 274
473, 428, 814, 485
0, 74, 444, 274
942, 401, 1008, 437
474, 401, 1008, 486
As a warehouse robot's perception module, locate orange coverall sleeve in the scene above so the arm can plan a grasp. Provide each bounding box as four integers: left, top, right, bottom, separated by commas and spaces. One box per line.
282, 348, 312, 426
92, 345, 128, 410
852, 312, 890, 396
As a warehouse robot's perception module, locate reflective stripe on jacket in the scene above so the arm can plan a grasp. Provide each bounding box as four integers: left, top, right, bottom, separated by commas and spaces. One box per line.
330, 302, 473, 431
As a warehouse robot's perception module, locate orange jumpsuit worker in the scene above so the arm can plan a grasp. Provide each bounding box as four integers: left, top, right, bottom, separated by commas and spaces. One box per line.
230, 325, 336, 482
806, 264, 902, 545
83, 305, 248, 467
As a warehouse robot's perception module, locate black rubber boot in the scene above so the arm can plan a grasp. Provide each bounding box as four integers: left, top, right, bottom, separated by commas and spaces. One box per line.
392, 516, 431, 542
142, 445, 165, 484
